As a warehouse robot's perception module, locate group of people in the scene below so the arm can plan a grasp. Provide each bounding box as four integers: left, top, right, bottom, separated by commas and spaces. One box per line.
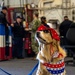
0, 6, 25, 59
0, 6, 73, 59
31, 13, 74, 59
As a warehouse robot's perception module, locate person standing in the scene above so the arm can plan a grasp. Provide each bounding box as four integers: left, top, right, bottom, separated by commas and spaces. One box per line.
40, 16, 50, 28
0, 6, 10, 56
11, 16, 25, 59
59, 16, 73, 45
0, 6, 10, 42
0, 6, 9, 26
31, 12, 41, 55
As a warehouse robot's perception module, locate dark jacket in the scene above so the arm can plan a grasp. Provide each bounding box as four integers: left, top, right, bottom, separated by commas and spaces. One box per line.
59, 19, 73, 37
0, 11, 9, 26
12, 22, 24, 38
41, 22, 50, 28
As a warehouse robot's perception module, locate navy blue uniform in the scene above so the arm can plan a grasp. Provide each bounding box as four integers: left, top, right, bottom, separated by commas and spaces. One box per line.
12, 22, 24, 58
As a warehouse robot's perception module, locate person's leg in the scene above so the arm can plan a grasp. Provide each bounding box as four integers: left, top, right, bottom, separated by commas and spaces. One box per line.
5, 27, 9, 43
72, 49, 75, 64
12, 44, 17, 58
31, 34, 39, 60
16, 38, 23, 58
5, 27, 9, 56
12, 38, 18, 58
31, 34, 39, 54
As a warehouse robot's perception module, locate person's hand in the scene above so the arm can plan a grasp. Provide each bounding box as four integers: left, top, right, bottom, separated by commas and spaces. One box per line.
23, 38, 25, 41
7, 24, 9, 27
11, 24, 14, 27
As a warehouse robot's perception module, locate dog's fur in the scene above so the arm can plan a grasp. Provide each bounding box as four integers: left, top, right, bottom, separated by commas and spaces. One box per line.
35, 29, 66, 75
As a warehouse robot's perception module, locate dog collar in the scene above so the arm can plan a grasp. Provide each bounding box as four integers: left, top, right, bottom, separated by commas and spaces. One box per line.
43, 59, 65, 74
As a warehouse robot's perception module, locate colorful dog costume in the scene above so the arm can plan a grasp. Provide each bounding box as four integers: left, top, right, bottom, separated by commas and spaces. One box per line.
36, 25, 66, 75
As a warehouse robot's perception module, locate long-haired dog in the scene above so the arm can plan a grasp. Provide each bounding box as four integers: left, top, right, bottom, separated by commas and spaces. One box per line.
35, 25, 66, 75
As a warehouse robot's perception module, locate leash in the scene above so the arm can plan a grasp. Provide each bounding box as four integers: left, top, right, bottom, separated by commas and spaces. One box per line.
0, 68, 12, 75
28, 62, 39, 75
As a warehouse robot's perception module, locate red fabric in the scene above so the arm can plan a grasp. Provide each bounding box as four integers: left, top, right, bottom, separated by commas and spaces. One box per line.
37, 25, 49, 31
43, 62, 64, 68
58, 53, 63, 58
37, 25, 60, 41
49, 28, 60, 41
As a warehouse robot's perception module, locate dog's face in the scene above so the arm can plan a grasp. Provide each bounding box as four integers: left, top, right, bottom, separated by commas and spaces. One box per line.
36, 29, 53, 44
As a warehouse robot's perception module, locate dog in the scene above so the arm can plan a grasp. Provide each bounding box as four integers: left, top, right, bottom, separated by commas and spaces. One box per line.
35, 25, 66, 75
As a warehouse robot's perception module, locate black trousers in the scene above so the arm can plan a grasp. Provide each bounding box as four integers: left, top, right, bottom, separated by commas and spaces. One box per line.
12, 37, 23, 58
5, 26, 9, 56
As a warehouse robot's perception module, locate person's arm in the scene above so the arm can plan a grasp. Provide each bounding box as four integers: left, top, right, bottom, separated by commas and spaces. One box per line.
4, 15, 10, 26
59, 23, 64, 36
32, 20, 41, 32
23, 28, 25, 41
11, 23, 16, 34
0, 12, 5, 24
11, 23, 14, 27
22, 26, 25, 38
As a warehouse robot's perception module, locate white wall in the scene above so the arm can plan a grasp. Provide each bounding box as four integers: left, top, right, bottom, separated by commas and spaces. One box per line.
2, 0, 75, 22
38, 0, 63, 22
4, 0, 24, 7
71, 0, 75, 5
3, 0, 39, 7
44, 9, 62, 23
3, 0, 75, 8
44, 0, 63, 22
38, 0, 75, 22
52, 0, 62, 7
